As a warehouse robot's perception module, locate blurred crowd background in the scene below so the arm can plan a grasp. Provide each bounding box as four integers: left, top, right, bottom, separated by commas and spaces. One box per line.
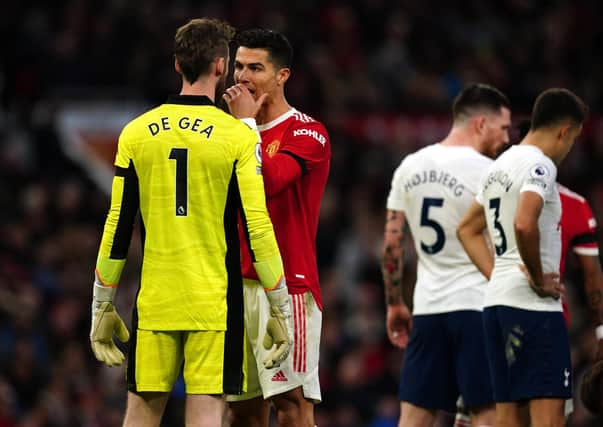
2, 1, 603, 426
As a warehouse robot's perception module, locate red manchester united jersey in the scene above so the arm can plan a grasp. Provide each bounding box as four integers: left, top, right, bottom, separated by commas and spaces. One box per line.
559, 184, 599, 322
240, 109, 330, 309
559, 184, 599, 277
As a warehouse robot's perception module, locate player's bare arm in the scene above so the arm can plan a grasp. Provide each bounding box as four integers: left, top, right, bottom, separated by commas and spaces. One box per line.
577, 254, 603, 359
515, 191, 563, 298
457, 201, 494, 279
578, 255, 603, 323
381, 209, 412, 348
382, 209, 405, 304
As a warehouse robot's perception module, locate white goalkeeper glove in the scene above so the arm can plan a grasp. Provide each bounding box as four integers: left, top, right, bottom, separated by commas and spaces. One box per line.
263, 278, 293, 369
90, 276, 129, 367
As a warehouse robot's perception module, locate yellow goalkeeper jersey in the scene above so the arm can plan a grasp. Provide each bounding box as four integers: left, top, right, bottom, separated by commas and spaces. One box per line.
95, 95, 281, 331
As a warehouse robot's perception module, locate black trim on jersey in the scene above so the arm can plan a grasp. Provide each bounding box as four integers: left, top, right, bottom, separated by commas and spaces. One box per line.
114, 166, 128, 177
127, 215, 145, 394
280, 150, 307, 176
571, 232, 598, 247
139, 215, 146, 258
166, 94, 214, 106
235, 161, 256, 263
110, 161, 140, 259
126, 303, 139, 393
222, 164, 246, 394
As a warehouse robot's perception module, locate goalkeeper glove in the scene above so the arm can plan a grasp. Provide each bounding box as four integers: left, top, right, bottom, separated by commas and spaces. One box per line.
90, 275, 129, 367
262, 278, 293, 369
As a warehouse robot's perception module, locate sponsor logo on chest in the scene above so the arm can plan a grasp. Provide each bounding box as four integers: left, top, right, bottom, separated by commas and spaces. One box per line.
293, 128, 326, 145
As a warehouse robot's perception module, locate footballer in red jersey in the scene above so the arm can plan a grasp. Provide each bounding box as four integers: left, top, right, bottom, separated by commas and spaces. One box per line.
223, 28, 330, 427
558, 184, 603, 341
557, 184, 603, 419
239, 109, 329, 310
559, 184, 599, 278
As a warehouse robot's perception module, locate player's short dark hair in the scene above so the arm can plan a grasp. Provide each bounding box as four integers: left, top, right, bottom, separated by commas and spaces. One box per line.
452, 83, 510, 122
530, 88, 588, 130
174, 18, 235, 84
235, 28, 293, 69
581, 360, 603, 415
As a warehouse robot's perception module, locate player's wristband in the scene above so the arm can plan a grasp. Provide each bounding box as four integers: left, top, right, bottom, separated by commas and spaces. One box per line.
253, 255, 285, 291
93, 271, 117, 310
595, 324, 603, 340
265, 282, 289, 311
93, 282, 116, 302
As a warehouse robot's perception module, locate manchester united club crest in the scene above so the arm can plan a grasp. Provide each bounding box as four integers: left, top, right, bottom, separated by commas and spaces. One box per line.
266, 140, 280, 158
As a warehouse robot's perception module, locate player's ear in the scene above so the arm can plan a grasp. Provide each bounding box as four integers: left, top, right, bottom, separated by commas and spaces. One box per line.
174, 57, 182, 75
277, 68, 290, 86
557, 123, 572, 141
473, 115, 486, 134
215, 57, 226, 77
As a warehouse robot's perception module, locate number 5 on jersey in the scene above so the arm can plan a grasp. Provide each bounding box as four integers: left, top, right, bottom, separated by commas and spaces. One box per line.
420, 197, 445, 254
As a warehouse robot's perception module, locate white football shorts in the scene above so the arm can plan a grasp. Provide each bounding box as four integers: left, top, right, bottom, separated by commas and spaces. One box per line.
226, 279, 322, 402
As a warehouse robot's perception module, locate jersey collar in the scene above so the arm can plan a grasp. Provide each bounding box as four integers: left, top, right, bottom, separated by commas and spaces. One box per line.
166, 95, 214, 105
257, 108, 296, 131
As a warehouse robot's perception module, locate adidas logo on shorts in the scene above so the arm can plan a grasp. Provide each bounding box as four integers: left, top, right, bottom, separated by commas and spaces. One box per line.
271, 370, 288, 382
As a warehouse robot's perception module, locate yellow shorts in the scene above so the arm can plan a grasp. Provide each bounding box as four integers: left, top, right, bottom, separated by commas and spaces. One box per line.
126, 329, 246, 395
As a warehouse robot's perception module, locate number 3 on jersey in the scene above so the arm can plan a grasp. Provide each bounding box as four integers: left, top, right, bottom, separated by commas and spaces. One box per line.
169, 148, 188, 216
488, 198, 507, 255
420, 197, 445, 254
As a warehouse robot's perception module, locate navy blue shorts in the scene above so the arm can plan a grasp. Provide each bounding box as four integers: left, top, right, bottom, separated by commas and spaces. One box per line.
483, 306, 572, 402
399, 311, 493, 412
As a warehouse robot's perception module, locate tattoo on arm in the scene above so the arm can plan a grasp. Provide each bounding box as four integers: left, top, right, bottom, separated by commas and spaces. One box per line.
382, 211, 405, 305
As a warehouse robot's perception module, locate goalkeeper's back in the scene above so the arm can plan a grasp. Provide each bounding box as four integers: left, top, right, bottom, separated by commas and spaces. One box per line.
96, 95, 280, 331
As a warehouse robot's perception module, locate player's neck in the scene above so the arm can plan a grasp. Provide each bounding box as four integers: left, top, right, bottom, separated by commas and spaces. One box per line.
179, 79, 216, 102
521, 131, 560, 164
256, 96, 291, 125
440, 127, 481, 152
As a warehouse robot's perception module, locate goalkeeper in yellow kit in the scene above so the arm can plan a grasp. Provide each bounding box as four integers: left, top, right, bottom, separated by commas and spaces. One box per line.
89, 18, 292, 427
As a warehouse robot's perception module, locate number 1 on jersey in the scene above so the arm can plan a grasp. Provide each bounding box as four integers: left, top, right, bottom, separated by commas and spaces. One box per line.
169, 148, 188, 216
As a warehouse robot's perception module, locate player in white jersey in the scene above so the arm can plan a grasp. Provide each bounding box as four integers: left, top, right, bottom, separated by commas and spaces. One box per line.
382, 83, 511, 426
458, 88, 588, 427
